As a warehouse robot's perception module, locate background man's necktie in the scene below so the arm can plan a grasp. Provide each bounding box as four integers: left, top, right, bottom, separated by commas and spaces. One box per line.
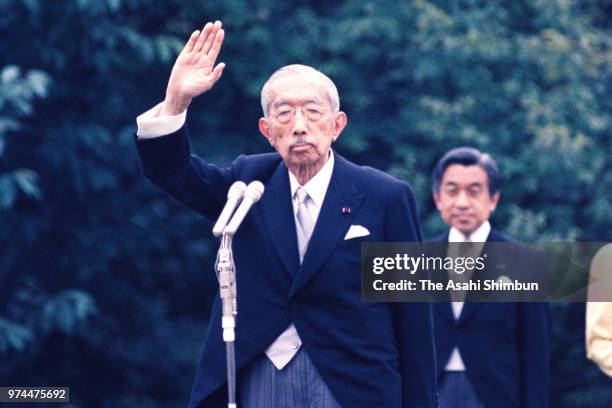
450, 240, 476, 305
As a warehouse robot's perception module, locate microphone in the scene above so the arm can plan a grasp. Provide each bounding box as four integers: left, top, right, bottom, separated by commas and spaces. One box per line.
224, 181, 265, 235
212, 181, 247, 236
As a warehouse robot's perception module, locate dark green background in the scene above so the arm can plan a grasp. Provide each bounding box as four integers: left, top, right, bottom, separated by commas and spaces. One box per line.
1, 0, 610, 406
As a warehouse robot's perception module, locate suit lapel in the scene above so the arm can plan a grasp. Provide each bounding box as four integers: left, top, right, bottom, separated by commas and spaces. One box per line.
457, 300, 482, 324
428, 236, 455, 322
289, 154, 365, 298
260, 160, 300, 279
435, 301, 455, 323
459, 255, 485, 324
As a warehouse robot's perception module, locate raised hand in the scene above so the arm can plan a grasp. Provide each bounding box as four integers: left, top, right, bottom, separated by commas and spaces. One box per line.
161, 21, 226, 116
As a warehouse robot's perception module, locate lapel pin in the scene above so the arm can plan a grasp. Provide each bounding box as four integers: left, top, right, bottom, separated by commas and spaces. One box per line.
341, 207, 351, 215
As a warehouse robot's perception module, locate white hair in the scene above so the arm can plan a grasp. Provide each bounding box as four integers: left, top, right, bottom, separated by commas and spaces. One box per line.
260, 64, 340, 117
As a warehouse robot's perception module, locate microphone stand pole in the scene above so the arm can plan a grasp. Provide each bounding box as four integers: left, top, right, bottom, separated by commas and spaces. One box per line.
213, 180, 264, 408
215, 231, 238, 408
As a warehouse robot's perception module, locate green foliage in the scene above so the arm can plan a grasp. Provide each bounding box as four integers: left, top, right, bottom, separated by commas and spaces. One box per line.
0, 64, 49, 208
41, 290, 97, 335
0, 0, 610, 406
0, 65, 51, 117
0, 318, 33, 352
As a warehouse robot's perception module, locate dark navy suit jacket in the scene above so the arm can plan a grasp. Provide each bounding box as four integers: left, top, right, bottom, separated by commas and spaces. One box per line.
432, 229, 550, 408
136, 126, 437, 408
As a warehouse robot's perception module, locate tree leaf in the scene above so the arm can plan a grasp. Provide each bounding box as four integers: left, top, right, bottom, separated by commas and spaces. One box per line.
13, 169, 42, 200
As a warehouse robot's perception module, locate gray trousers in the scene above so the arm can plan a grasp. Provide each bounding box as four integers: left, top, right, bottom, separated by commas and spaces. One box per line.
238, 347, 342, 408
438, 371, 485, 408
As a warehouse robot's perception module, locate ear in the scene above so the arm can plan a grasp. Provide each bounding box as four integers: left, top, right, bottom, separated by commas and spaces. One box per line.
489, 191, 500, 211
258, 117, 274, 146
332, 111, 348, 142
433, 191, 443, 211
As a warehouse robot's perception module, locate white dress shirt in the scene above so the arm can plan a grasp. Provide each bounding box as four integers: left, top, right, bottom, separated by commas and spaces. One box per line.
444, 221, 491, 371
136, 103, 335, 369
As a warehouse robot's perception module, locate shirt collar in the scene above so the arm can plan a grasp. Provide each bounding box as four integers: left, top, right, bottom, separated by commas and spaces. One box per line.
288, 149, 334, 209
448, 220, 491, 243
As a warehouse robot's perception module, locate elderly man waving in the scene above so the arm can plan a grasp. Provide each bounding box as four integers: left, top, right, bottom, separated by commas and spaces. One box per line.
135, 21, 436, 408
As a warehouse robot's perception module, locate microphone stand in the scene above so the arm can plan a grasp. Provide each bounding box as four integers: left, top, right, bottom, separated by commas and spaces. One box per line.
213, 180, 264, 408
215, 231, 238, 408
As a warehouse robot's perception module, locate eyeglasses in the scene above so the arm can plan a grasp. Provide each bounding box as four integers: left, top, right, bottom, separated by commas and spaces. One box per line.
271, 106, 326, 124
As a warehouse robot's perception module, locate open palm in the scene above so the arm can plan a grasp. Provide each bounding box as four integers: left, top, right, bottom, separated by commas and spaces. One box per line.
163, 21, 226, 114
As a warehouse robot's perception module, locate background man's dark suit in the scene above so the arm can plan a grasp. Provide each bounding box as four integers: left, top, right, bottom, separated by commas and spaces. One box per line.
432, 228, 550, 408
136, 126, 437, 407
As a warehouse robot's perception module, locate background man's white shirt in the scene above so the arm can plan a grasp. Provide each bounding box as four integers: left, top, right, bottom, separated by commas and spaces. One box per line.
444, 221, 491, 371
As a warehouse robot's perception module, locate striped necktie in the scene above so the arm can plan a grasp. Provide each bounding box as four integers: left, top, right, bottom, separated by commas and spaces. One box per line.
295, 187, 314, 263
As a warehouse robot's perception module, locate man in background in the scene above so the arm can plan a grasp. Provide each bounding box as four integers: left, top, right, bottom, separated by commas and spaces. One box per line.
586, 244, 612, 377
587, 302, 612, 377
430, 147, 550, 407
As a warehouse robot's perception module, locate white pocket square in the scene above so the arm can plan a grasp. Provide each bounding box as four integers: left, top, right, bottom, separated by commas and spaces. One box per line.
344, 225, 370, 240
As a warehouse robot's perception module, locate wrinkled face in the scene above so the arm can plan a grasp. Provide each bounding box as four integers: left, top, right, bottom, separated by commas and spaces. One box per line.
434, 164, 499, 236
258, 74, 347, 171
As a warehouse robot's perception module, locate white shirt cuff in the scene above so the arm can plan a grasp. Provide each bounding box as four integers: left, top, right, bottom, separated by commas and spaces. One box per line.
136, 101, 187, 139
